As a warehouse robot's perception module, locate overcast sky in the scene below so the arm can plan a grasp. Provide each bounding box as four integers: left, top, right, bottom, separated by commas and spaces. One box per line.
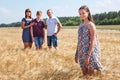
0, 0, 120, 24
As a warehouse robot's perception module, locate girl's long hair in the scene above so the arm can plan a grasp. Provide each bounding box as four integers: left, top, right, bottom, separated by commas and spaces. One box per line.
79, 5, 94, 22
25, 8, 32, 18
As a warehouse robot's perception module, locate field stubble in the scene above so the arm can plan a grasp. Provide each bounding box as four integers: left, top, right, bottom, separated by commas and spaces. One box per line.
0, 27, 120, 80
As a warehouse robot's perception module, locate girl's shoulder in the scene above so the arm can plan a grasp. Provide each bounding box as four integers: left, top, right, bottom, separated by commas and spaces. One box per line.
88, 21, 95, 27
21, 18, 26, 22
22, 18, 33, 22
88, 22, 95, 29
31, 18, 36, 23
78, 23, 84, 29
89, 21, 95, 26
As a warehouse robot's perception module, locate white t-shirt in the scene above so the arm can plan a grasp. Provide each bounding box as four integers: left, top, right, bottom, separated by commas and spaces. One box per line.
46, 16, 60, 36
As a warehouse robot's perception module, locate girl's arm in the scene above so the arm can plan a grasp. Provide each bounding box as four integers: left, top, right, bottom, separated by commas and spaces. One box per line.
84, 22, 96, 65
30, 24, 34, 42
75, 25, 82, 63
75, 43, 78, 63
21, 21, 31, 29
87, 22, 96, 56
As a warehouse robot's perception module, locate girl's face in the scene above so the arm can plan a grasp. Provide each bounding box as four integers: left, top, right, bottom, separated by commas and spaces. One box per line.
26, 11, 31, 17
79, 9, 88, 20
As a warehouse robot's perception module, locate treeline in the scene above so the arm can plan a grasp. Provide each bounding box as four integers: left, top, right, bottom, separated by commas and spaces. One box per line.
0, 22, 21, 27
0, 10, 120, 27
59, 10, 120, 25
93, 11, 120, 25
58, 17, 82, 26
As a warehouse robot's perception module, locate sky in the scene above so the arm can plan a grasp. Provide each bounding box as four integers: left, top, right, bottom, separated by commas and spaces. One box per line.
0, 0, 120, 24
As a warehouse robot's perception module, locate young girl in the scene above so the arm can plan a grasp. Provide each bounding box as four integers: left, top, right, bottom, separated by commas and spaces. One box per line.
21, 9, 33, 49
75, 5, 103, 79
30, 11, 46, 50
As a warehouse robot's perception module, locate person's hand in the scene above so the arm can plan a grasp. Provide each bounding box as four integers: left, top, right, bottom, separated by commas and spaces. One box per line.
75, 56, 78, 63
75, 52, 78, 63
30, 22, 35, 27
54, 33, 58, 36
84, 56, 90, 66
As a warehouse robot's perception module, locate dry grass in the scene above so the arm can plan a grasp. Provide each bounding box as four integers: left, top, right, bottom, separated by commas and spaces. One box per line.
0, 27, 120, 80
63, 25, 120, 30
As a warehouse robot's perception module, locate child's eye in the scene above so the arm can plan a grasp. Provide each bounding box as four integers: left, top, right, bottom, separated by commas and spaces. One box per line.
83, 13, 85, 15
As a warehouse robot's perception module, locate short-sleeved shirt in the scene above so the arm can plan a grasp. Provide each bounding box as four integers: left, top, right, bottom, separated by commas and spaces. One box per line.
46, 16, 60, 36
22, 18, 32, 26
32, 19, 45, 37
21, 18, 32, 42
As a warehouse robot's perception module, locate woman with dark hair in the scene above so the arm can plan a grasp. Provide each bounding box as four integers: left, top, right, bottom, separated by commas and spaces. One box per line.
21, 8, 33, 49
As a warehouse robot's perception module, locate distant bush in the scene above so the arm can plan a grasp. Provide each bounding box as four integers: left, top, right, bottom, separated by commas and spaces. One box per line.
0, 22, 21, 27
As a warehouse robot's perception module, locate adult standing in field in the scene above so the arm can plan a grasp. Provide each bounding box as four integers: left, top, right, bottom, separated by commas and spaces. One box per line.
75, 5, 103, 79
21, 9, 33, 49
46, 9, 62, 49
30, 11, 46, 50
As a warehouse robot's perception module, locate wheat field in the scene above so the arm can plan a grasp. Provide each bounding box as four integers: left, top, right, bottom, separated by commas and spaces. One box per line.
0, 27, 120, 80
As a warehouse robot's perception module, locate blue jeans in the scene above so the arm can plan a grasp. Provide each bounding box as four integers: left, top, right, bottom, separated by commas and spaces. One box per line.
47, 35, 58, 47
34, 37, 44, 47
